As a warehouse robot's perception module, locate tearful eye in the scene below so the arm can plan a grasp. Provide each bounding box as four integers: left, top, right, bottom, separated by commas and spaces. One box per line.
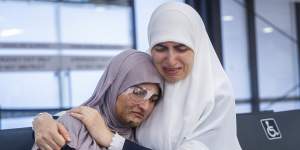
150, 95, 160, 103
132, 87, 147, 97
176, 45, 189, 52
153, 45, 167, 52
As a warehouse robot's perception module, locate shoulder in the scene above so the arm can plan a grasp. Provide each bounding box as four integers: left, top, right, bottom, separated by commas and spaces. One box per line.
57, 113, 84, 133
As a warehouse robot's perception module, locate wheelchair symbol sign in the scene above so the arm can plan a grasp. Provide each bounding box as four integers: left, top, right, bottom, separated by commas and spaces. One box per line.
260, 118, 282, 140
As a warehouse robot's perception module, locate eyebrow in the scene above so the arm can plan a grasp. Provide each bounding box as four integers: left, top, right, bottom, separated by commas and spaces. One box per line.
158, 43, 187, 48
174, 44, 187, 48
155, 44, 168, 49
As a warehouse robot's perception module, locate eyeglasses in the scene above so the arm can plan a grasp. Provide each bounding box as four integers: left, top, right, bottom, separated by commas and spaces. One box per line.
123, 86, 160, 103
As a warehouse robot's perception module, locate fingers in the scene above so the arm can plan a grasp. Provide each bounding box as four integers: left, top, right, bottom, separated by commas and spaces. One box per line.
69, 107, 82, 113
70, 106, 89, 113
50, 134, 65, 149
69, 112, 94, 129
69, 112, 84, 121
70, 106, 96, 114
57, 123, 71, 142
45, 137, 61, 150
36, 134, 61, 150
34, 117, 67, 150
32, 112, 53, 131
38, 144, 54, 150
69, 106, 91, 119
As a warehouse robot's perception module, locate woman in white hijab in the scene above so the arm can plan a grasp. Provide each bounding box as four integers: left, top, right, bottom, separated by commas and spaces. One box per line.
136, 2, 241, 150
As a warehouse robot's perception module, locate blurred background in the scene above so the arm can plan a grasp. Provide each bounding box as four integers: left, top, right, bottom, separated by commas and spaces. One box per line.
0, 0, 299, 129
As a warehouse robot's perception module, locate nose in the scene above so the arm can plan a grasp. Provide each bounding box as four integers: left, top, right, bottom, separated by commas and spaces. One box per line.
137, 100, 152, 112
166, 49, 177, 66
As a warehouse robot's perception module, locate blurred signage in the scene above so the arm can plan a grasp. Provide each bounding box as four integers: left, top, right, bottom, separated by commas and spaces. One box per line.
0, 55, 112, 71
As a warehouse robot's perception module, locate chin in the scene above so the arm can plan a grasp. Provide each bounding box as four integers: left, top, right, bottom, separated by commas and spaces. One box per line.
122, 119, 139, 127
166, 79, 177, 83
128, 121, 141, 128
165, 77, 181, 83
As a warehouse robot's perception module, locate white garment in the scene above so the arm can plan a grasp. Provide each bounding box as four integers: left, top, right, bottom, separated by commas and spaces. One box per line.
108, 133, 125, 150
136, 2, 242, 150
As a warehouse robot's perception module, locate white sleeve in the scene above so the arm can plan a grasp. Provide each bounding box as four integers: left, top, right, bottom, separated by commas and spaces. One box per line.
108, 133, 126, 150
55, 111, 67, 116
177, 95, 241, 150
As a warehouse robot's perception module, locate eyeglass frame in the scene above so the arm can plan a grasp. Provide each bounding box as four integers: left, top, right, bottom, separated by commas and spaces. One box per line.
123, 85, 161, 103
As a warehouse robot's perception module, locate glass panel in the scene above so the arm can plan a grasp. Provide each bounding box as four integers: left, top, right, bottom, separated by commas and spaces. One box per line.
236, 103, 251, 114
260, 101, 300, 112
60, 4, 131, 45
69, 70, 104, 107
221, 0, 251, 100
255, 0, 299, 100
0, 1, 57, 42
0, 0, 133, 110
61, 49, 123, 56
1, 116, 34, 129
0, 49, 59, 56
0, 72, 60, 108
62, 49, 123, 107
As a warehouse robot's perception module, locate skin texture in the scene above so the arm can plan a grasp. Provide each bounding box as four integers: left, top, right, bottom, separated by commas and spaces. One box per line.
33, 113, 70, 150
69, 106, 113, 147
151, 41, 194, 83
69, 83, 160, 147
115, 83, 160, 127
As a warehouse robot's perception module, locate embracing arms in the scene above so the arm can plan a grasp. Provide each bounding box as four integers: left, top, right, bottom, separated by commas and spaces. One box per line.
32, 107, 151, 150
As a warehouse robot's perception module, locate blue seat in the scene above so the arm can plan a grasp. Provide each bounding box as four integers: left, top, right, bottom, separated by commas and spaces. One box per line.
0, 127, 34, 150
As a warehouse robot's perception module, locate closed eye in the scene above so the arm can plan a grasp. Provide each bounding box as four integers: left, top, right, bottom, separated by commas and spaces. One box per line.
153, 44, 168, 52
174, 44, 190, 52
149, 94, 160, 103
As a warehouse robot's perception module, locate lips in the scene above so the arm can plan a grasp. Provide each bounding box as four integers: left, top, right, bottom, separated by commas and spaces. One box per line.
163, 67, 181, 76
131, 111, 144, 119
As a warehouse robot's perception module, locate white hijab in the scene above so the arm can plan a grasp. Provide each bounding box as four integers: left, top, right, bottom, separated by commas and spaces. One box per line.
136, 2, 241, 150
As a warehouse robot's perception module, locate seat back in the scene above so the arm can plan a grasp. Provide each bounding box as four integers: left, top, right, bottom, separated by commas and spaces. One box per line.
237, 110, 300, 150
0, 127, 34, 150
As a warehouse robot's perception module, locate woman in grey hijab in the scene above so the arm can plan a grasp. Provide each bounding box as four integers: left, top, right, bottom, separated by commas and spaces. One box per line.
32, 49, 163, 150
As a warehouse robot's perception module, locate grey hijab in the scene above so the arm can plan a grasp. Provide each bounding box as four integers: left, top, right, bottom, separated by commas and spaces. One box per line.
83, 49, 164, 136
59, 50, 163, 150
